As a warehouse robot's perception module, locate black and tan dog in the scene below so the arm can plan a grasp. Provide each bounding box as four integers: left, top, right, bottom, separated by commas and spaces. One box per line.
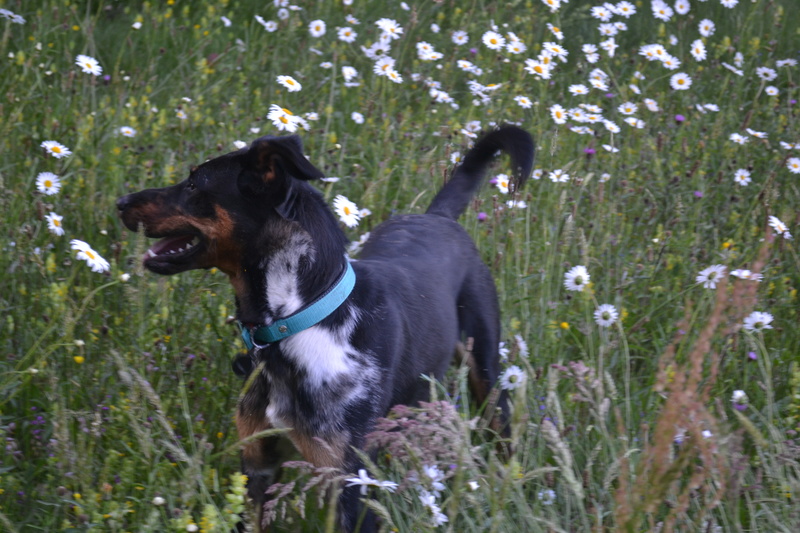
117, 125, 534, 531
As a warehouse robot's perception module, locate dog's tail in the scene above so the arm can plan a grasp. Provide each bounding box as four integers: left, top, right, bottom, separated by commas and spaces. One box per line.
426, 125, 534, 220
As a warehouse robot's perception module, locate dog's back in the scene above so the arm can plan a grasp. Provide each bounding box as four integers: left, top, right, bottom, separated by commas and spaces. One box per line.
353, 125, 535, 411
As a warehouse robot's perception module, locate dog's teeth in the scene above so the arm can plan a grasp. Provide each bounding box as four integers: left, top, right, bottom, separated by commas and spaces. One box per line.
147, 249, 156, 258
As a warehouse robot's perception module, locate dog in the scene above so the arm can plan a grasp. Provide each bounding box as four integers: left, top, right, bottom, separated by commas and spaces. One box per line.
116, 125, 534, 531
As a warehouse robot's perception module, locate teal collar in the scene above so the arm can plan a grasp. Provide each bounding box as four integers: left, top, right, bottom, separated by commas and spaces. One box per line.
239, 260, 356, 351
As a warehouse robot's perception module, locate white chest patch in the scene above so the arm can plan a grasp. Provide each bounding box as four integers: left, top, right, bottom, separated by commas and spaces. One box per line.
281, 308, 361, 387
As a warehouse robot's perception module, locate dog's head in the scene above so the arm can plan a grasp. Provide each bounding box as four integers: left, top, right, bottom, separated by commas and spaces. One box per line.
116, 135, 324, 276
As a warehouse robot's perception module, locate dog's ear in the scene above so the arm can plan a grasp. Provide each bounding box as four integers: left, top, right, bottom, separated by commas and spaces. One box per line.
243, 135, 324, 185
238, 135, 323, 219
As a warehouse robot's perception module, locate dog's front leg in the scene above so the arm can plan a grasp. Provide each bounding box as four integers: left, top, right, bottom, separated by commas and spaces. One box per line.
236, 372, 293, 531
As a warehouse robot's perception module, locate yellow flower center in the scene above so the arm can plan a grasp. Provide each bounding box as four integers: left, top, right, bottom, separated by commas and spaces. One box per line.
279, 116, 289, 124
344, 206, 352, 215
287, 79, 295, 85
44, 179, 53, 188
51, 146, 62, 153
85, 250, 96, 260
534, 65, 544, 74
53, 219, 61, 227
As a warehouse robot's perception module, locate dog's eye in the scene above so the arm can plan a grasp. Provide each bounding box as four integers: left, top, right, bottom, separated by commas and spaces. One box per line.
187, 180, 196, 192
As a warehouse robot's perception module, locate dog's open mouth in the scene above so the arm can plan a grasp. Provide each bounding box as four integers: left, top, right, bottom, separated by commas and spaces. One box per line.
143, 234, 203, 273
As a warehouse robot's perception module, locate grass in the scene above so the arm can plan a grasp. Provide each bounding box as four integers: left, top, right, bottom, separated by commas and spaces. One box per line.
1, 0, 799, 531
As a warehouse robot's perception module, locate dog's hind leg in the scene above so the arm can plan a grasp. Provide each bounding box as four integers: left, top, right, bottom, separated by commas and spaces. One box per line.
457, 267, 509, 432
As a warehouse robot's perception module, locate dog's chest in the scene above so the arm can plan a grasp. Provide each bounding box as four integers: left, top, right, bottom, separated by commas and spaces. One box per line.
261, 316, 378, 433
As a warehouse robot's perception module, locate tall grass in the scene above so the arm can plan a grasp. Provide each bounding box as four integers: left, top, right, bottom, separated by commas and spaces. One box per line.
1, 0, 798, 531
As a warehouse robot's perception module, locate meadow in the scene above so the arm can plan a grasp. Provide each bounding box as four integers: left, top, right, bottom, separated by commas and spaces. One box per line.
1, 0, 799, 531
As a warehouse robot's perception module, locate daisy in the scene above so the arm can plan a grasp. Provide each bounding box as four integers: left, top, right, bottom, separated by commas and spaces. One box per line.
36, 172, 61, 195
785, 157, 800, 173
599, 38, 618, 57
345, 14, 359, 25
45, 212, 65, 236
594, 304, 619, 327
644, 98, 660, 112
696, 264, 726, 289
755, 67, 777, 81
730, 269, 763, 282
569, 84, 589, 95
591, 5, 614, 21
550, 104, 568, 124
373, 56, 396, 76
451, 30, 469, 45
524, 58, 553, 79
777, 58, 798, 67
733, 168, 751, 186
765, 86, 779, 96
119, 126, 137, 137
780, 142, 799, 150
541, 0, 562, 12
176, 109, 187, 120
674, 0, 690, 15
661, 55, 681, 70
344, 469, 398, 496
418, 490, 448, 526
546, 23, 564, 40
385, 69, 403, 84
729, 133, 748, 145
543, 42, 568, 61
690, 39, 707, 61
722, 62, 744, 76
598, 23, 618, 37
75, 54, 102, 76
337, 26, 357, 43
742, 311, 773, 332
70, 239, 110, 273
264, 19, 278, 32
375, 18, 403, 40
618, 102, 637, 115
615, 1, 637, 18
499, 365, 526, 390
481, 30, 505, 50
493, 174, 511, 194
40, 140, 72, 159
670, 72, 692, 90
768, 215, 791, 239
698, 19, 715, 37
582, 43, 600, 63
333, 195, 361, 228
746, 128, 767, 139
514, 95, 533, 108
351, 111, 364, 124
341, 66, 358, 82
266, 104, 307, 132
308, 19, 326, 37
549, 169, 570, 183
564, 265, 590, 292
276, 75, 302, 92
651, 1, 674, 22
720, 0, 738, 7
506, 40, 527, 54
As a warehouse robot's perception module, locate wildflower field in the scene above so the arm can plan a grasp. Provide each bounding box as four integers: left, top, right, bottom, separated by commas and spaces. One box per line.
1, 0, 799, 531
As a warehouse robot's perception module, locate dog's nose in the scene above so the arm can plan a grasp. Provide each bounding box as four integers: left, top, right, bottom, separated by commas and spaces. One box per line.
116, 195, 131, 212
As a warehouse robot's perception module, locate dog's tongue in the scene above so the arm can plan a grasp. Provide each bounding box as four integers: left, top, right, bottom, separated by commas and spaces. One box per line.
144, 235, 195, 259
